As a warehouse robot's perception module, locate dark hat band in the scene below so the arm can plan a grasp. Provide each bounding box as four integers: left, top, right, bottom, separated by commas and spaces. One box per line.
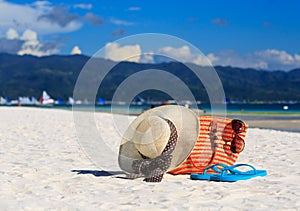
131, 119, 178, 182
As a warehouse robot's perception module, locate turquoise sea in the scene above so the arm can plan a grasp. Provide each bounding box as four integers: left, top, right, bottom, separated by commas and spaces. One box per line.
59, 103, 300, 115
2, 103, 299, 132
2, 103, 300, 114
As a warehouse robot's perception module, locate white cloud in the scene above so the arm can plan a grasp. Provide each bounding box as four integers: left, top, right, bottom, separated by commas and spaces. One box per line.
127, 7, 141, 11
105, 42, 141, 62
70, 45, 82, 55
0, 0, 82, 35
104, 44, 217, 66
31, 1, 52, 11
157, 45, 213, 66
0, 28, 59, 56
255, 49, 295, 65
74, 4, 93, 10
17, 29, 59, 56
20, 29, 37, 41
110, 18, 134, 26
211, 49, 300, 71
207, 53, 219, 63
0, 1, 89, 56
295, 54, 300, 63
6, 28, 19, 39
140, 52, 155, 63
104, 42, 300, 71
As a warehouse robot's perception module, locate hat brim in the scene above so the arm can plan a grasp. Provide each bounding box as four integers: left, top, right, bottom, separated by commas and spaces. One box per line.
118, 105, 199, 173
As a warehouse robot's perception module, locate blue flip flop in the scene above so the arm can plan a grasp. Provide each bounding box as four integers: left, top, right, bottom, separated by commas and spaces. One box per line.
190, 164, 229, 180
210, 163, 267, 182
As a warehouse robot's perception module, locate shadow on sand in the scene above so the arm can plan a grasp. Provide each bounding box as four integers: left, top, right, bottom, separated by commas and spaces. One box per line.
71, 170, 125, 177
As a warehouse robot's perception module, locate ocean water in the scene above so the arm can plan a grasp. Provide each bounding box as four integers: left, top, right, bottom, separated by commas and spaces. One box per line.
3, 103, 299, 132
199, 103, 300, 114
3, 103, 300, 115
67, 103, 300, 115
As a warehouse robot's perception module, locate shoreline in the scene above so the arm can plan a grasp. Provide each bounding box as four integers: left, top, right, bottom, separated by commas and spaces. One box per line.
1, 105, 299, 132
225, 114, 300, 133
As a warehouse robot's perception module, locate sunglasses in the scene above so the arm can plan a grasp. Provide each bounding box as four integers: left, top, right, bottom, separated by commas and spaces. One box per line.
224, 119, 245, 154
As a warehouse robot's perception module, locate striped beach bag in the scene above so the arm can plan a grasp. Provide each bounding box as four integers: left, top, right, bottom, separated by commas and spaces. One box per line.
169, 116, 248, 175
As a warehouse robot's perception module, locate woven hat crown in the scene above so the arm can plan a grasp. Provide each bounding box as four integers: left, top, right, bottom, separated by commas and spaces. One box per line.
133, 116, 171, 158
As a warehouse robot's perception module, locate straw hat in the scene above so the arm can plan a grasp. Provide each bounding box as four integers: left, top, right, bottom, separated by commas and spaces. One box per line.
118, 105, 199, 174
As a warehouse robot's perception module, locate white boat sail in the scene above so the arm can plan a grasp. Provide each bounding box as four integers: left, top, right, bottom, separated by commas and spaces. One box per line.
68, 97, 75, 105
39, 91, 54, 105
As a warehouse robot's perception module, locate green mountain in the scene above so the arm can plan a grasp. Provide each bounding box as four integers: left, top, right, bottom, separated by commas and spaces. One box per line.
0, 53, 299, 102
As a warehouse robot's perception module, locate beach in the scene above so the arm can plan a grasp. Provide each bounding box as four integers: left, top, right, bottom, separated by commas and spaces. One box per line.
226, 113, 300, 133
0, 107, 299, 210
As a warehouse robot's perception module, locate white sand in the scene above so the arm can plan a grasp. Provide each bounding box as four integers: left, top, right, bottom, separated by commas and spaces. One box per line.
0, 107, 299, 210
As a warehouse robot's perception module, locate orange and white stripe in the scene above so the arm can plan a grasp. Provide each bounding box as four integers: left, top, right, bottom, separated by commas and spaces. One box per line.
169, 116, 248, 175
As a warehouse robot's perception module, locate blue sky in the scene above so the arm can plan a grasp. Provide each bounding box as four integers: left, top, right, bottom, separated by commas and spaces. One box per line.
0, 0, 300, 70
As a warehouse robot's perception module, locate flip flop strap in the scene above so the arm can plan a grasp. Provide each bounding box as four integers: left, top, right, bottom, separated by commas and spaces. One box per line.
222, 163, 257, 176
203, 163, 228, 174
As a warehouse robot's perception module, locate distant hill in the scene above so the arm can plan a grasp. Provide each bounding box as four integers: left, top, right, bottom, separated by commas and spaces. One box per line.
0, 53, 299, 102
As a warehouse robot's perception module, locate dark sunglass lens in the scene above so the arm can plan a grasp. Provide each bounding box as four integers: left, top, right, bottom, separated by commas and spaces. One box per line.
232, 120, 244, 133
231, 145, 237, 153
231, 136, 245, 153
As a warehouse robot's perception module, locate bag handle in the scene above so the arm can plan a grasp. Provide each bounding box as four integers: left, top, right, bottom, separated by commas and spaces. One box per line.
189, 119, 218, 170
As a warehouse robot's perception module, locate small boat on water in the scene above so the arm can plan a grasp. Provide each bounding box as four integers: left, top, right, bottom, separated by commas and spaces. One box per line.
38, 91, 54, 106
